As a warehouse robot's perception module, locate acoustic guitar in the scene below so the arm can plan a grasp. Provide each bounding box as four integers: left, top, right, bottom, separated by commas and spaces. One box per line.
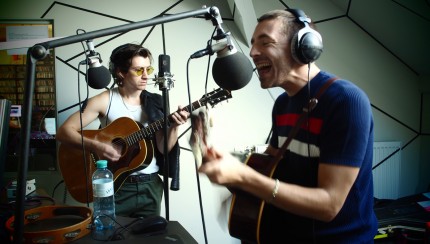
58, 88, 232, 203
189, 107, 278, 243
228, 153, 278, 243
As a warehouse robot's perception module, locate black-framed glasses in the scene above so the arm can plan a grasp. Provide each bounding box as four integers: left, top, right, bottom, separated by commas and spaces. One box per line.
129, 66, 154, 76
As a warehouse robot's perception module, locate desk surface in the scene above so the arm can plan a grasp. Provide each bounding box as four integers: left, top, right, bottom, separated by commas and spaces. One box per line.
74, 218, 198, 244
374, 193, 430, 242
374, 193, 430, 228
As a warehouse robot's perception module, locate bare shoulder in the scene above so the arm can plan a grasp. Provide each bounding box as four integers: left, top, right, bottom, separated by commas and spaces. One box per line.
89, 90, 110, 102
86, 89, 111, 114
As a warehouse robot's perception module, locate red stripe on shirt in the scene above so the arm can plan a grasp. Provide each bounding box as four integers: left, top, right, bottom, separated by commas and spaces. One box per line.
276, 114, 323, 135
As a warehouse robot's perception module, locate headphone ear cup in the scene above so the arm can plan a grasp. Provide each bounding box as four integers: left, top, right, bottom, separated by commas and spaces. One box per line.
298, 29, 323, 64
290, 33, 303, 64
286, 8, 323, 64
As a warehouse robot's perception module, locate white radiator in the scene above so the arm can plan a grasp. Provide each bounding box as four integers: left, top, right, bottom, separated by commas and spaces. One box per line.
372, 141, 401, 200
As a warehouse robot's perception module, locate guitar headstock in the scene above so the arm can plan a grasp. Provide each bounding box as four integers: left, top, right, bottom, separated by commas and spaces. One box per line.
200, 88, 232, 108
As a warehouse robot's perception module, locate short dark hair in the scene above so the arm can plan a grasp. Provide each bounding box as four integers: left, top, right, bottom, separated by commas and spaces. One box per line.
257, 9, 318, 47
109, 43, 153, 83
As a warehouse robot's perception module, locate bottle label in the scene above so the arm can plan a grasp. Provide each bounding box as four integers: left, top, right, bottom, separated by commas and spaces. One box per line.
93, 179, 114, 197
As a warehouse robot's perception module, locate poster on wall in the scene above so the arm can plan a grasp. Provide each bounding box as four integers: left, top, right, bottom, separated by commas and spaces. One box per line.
6, 25, 49, 55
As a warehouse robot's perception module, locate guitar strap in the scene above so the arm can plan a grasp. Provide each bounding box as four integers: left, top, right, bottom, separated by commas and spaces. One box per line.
272, 76, 338, 163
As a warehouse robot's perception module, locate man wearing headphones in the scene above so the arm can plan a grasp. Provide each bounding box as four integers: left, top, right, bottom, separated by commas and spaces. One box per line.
198, 9, 377, 243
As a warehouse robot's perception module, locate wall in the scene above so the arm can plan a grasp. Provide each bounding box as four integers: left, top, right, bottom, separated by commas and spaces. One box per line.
1, 0, 429, 243
420, 75, 430, 192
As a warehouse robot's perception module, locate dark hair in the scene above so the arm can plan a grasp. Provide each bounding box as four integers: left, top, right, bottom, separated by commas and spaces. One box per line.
257, 9, 318, 49
109, 43, 153, 85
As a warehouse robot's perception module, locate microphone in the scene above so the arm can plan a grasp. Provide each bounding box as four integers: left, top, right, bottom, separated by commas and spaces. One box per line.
190, 39, 229, 59
155, 54, 174, 89
158, 54, 171, 78
85, 40, 111, 89
190, 29, 253, 91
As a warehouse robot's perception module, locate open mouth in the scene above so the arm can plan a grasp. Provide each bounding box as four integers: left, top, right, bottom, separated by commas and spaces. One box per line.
256, 62, 271, 75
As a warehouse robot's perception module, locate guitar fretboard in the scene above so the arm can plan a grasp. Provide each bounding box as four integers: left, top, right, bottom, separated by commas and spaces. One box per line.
124, 100, 202, 146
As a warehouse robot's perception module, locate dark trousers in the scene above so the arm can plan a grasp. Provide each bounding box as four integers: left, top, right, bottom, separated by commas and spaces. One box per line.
114, 174, 163, 218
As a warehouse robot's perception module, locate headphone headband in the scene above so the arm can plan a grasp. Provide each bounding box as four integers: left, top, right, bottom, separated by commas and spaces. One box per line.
287, 8, 311, 24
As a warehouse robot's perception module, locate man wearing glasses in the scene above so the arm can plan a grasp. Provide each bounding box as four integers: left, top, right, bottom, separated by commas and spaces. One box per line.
57, 43, 189, 218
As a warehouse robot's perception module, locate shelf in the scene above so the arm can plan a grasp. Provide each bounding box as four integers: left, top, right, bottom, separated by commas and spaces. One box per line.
0, 20, 57, 173
0, 53, 56, 112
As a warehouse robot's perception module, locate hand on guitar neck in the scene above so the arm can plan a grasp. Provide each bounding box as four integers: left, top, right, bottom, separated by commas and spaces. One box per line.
189, 107, 250, 187
189, 106, 279, 244
189, 107, 213, 168
189, 108, 282, 243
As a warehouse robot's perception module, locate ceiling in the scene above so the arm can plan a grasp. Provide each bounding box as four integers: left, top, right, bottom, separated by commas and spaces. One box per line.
227, 0, 430, 89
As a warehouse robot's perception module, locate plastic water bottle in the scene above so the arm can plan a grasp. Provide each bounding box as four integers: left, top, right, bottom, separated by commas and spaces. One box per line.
92, 160, 116, 239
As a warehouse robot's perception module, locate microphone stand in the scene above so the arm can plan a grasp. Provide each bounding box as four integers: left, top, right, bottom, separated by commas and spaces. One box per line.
154, 72, 174, 221
13, 6, 224, 243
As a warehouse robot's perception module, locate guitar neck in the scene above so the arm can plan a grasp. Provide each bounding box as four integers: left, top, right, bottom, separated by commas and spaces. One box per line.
123, 88, 231, 147
125, 100, 202, 145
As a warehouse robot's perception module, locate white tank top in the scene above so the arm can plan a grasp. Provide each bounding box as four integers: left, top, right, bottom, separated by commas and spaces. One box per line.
99, 87, 158, 174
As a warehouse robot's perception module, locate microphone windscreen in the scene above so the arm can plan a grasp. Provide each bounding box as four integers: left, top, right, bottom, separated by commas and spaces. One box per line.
87, 66, 111, 89
212, 52, 253, 90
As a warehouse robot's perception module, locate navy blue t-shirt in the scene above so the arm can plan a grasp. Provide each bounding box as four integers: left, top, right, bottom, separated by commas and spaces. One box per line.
259, 71, 377, 243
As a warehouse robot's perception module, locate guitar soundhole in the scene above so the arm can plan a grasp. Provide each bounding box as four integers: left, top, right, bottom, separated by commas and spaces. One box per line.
112, 138, 127, 156
108, 137, 141, 174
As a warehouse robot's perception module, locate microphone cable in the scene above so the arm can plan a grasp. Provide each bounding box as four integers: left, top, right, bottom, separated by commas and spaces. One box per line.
306, 62, 317, 244
75, 28, 91, 208
181, 26, 218, 244
204, 27, 217, 94
185, 58, 208, 244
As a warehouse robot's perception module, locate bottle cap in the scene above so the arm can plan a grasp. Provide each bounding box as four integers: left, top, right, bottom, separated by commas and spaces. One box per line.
96, 160, 108, 169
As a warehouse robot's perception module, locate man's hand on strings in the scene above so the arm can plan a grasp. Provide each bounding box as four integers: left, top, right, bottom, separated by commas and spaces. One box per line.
171, 105, 189, 126
93, 140, 122, 162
